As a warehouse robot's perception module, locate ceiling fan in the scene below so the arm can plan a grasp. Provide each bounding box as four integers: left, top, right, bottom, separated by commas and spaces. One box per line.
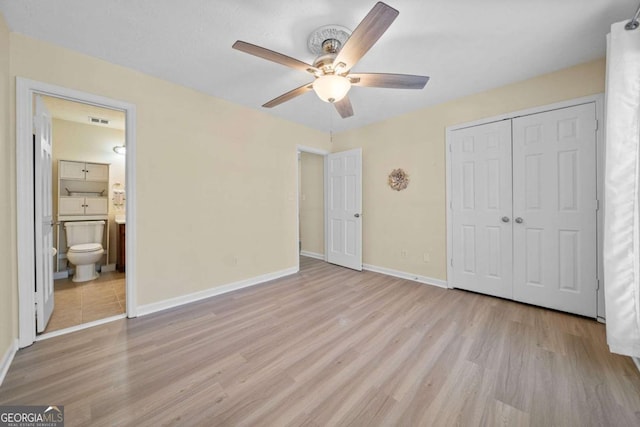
232, 2, 429, 119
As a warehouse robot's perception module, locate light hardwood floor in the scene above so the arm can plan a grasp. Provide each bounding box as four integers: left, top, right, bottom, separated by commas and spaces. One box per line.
44, 272, 126, 333
1, 257, 639, 426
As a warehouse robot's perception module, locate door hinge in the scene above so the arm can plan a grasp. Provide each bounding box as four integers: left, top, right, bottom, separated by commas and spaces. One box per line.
449, 201, 453, 209
596, 279, 600, 290
448, 144, 452, 153
450, 258, 453, 267
594, 119, 599, 131
595, 199, 600, 211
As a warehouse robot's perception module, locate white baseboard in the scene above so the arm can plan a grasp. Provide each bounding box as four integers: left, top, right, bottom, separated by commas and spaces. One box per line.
101, 264, 116, 273
53, 271, 68, 280
363, 263, 448, 289
300, 251, 324, 260
137, 267, 299, 317
0, 339, 18, 387
633, 357, 640, 374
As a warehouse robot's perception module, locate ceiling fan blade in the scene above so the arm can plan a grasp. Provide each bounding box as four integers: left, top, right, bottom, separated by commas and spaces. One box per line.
334, 96, 354, 118
233, 41, 318, 74
334, 2, 399, 72
262, 83, 314, 108
350, 73, 430, 89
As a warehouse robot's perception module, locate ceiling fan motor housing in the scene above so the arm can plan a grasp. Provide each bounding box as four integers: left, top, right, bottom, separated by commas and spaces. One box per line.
313, 53, 338, 73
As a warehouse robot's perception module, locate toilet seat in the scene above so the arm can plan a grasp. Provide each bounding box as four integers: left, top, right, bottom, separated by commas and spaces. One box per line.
69, 243, 103, 253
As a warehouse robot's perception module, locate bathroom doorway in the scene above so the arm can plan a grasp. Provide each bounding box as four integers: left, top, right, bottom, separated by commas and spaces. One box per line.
39, 95, 127, 334
16, 78, 137, 347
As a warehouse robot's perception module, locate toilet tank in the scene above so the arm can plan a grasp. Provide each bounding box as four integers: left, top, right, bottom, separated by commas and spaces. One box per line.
64, 221, 105, 247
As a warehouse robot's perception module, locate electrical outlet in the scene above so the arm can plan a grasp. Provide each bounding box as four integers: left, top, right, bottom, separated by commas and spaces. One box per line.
401, 249, 408, 259
423, 252, 430, 263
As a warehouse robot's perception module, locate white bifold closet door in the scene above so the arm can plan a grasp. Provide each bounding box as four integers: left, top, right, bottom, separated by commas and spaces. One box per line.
450, 103, 598, 317
512, 103, 598, 317
450, 120, 513, 299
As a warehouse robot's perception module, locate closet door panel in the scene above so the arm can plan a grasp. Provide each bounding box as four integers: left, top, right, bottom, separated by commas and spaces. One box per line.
512, 103, 598, 317
450, 120, 513, 299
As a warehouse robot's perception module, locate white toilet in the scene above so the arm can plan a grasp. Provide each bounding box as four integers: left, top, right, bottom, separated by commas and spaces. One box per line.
64, 220, 105, 282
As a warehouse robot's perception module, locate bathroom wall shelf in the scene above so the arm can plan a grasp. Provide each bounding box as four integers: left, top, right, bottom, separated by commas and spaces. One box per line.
56, 159, 110, 275
58, 160, 110, 220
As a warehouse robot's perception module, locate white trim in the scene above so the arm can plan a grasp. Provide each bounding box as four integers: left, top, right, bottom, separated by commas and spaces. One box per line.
0, 339, 18, 386
300, 251, 325, 260
35, 314, 126, 341
53, 271, 68, 280
445, 94, 605, 314
363, 263, 448, 289
100, 263, 116, 273
296, 145, 330, 156
445, 126, 454, 290
633, 357, 640, 374
296, 145, 328, 272
446, 94, 605, 132
137, 267, 298, 317
16, 78, 137, 348
594, 96, 606, 319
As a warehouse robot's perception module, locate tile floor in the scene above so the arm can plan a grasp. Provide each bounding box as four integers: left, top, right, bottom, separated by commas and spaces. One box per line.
43, 271, 126, 334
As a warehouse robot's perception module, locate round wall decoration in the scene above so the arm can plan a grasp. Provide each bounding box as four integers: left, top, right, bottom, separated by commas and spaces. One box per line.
388, 168, 409, 191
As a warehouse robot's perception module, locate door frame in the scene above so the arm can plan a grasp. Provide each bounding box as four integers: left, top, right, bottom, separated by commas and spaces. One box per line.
296, 145, 329, 270
445, 93, 605, 320
16, 77, 138, 348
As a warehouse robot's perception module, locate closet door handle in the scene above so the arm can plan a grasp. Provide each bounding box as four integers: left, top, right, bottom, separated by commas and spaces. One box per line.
501, 216, 510, 223
515, 217, 523, 224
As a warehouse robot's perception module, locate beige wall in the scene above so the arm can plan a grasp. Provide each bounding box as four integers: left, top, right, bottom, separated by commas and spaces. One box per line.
52, 118, 126, 265
0, 13, 16, 359
333, 58, 606, 282
299, 152, 324, 255
8, 33, 329, 310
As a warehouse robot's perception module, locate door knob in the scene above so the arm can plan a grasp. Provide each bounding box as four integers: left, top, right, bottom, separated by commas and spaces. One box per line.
515, 217, 523, 224
354, 213, 360, 218
501, 216, 510, 223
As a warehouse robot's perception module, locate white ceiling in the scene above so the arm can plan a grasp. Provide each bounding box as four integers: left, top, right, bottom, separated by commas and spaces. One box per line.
1, 0, 636, 133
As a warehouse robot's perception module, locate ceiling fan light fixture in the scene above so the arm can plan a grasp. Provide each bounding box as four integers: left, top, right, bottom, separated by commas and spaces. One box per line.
312, 75, 351, 103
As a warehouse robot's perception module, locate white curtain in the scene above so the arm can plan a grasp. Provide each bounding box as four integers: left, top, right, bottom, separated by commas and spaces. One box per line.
604, 20, 640, 357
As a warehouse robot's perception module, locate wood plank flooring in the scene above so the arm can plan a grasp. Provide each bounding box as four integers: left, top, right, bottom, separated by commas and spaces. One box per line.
1, 257, 639, 426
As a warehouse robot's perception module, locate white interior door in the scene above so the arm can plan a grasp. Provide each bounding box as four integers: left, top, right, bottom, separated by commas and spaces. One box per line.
450, 120, 514, 299
326, 148, 362, 271
512, 103, 598, 317
34, 95, 54, 332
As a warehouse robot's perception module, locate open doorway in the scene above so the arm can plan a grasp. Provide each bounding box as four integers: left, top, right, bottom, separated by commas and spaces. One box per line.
298, 150, 326, 261
16, 78, 137, 348
39, 95, 127, 334
296, 146, 363, 272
